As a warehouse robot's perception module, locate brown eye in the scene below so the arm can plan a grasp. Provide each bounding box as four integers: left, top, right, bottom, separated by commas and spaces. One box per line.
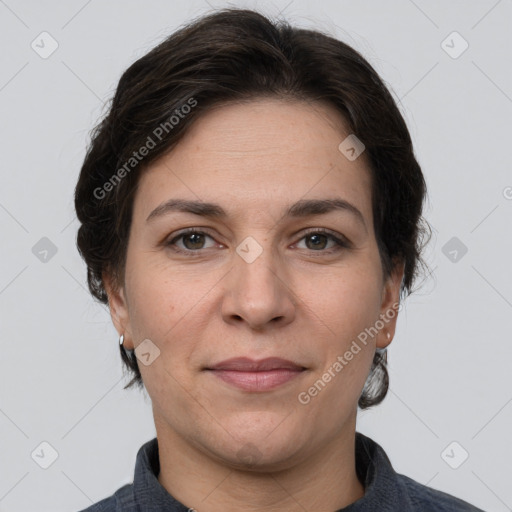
305, 233, 329, 250
167, 230, 217, 253
182, 232, 207, 250
296, 230, 348, 253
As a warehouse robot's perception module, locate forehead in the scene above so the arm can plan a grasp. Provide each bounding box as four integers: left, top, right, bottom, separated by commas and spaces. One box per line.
135, 98, 373, 226
171, 97, 356, 159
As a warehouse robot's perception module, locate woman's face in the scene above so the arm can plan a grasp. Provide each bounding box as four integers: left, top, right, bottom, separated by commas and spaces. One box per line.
106, 98, 402, 470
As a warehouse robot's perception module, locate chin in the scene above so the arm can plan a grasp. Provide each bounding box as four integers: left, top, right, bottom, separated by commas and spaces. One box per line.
206, 420, 309, 471
219, 442, 305, 473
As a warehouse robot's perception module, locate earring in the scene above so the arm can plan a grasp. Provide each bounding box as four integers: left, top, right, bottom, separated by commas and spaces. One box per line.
119, 334, 124, 346
386, 332, 391, 341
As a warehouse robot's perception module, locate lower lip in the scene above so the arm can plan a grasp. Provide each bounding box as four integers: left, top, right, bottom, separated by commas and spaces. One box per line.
207, 369, 304, 392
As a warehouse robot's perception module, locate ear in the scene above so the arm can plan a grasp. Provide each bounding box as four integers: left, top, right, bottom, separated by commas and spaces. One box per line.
376, 261, 404, 349
103, 271, 134, 351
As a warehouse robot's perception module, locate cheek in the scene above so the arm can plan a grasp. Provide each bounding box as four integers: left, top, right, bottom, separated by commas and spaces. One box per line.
125, 259, 215, 387
299, 263, 383, 341
126, 254, 203, 336
296, 262, 382, 398
297, 273, 380, 416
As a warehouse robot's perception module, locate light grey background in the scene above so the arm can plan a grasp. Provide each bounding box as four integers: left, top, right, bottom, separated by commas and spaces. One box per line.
0, 1, 510, 511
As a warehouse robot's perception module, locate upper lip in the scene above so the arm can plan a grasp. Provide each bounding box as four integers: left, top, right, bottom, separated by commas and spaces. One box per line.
206, 357, 305, 372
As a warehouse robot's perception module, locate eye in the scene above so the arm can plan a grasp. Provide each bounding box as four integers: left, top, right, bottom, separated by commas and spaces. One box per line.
165, 228, 350, 256
295, 229, 349, 253
167, 229, 218, 253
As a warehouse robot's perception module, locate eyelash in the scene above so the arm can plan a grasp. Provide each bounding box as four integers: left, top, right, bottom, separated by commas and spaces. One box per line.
166, 228, 350, 256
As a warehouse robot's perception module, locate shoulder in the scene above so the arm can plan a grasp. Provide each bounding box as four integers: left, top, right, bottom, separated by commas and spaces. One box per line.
354, 432, 484, 511
397, 473, 484, 511
76, 483, 135, 512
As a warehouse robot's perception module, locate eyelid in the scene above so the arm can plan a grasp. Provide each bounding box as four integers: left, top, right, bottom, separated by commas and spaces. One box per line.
169, 227, 217, 239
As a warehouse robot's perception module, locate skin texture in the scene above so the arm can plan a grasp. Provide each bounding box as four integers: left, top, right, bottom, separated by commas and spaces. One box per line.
104, 98, 403, 511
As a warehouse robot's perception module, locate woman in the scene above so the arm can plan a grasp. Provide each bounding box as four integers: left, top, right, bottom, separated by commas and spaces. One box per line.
74, 8, 483, 511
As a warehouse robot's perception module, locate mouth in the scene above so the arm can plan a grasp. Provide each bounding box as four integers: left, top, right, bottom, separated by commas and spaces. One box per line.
206, 357, 305, 372
204, 357, 307, 392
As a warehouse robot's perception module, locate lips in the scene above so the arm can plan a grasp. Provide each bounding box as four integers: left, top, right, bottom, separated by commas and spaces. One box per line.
205, 357, 306, 392
206, 357, 305, 372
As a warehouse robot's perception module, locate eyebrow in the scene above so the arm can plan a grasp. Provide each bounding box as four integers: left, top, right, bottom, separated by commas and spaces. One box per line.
146, 198, 367, 231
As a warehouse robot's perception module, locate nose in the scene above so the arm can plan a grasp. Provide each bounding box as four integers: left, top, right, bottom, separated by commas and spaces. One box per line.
221, 241, 296, 331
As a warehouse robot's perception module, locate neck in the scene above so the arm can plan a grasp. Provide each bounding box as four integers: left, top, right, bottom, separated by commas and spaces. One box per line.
155, 416, 365, 511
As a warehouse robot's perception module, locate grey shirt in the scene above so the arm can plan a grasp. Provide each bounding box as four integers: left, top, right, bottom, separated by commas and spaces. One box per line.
78, 432, 483, 511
